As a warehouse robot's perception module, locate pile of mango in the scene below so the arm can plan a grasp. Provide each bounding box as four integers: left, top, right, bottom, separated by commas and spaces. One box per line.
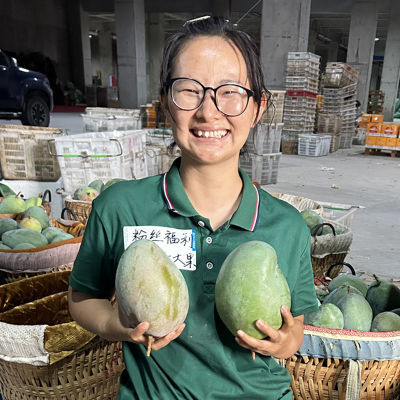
0, 195, 73, 250
72, 178, 125, 201
306, 273, 400, 332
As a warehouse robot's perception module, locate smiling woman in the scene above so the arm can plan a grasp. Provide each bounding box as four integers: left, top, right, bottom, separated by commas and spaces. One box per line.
68, 16, 318, 400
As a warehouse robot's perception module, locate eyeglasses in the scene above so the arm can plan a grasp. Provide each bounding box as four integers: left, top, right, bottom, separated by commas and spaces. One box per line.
168, 78, 254, 117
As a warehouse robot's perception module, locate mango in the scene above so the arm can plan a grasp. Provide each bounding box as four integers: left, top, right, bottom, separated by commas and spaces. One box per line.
0, 195, 26, 214
115, 239, 189, 337
371, 311, 400, 332
73, 186, 98, 201
24, 206, 49, 230
13, 242, 36, 250
323, 285, 363, 306
366, 275, 400, 317
300, 209, 323, 232
24, 196, 42, 208
0, 218, 18, 236
0, 243, 11, 250
2, 229, 48, 249
215, 241, 290, 339
42, 226, 66, 242
328, 274, 368, 297
0, 183, 16, 197
336, 293, 373, 331
304, 303, 344, 329
101, 178, 126, 192
391, 308, 400, 317
88, 179, 104, 193
50, 232, 74, 243
19, 217, 42, 232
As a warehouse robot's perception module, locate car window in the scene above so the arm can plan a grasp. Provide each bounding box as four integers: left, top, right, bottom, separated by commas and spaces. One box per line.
0, 52, 9, 67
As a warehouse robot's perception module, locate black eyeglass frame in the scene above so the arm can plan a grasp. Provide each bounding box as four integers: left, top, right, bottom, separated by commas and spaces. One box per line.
167, 77, 255, 117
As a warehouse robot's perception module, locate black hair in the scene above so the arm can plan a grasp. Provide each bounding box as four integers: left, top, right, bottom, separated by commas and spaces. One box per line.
159, 16, 270, 120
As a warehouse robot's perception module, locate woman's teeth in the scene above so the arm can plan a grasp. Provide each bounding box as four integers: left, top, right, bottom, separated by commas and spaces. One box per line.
194, 130, 228, 138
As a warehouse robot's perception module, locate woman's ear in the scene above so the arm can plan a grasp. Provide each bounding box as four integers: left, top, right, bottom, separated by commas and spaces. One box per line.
159, 93, 174, 125
251, 92, 268, 128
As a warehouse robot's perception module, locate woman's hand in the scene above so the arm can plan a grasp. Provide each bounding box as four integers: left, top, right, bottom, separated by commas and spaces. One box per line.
234, 306, 304, 360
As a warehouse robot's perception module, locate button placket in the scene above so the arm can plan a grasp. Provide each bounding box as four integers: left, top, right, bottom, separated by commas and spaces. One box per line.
206, 236, 212, 244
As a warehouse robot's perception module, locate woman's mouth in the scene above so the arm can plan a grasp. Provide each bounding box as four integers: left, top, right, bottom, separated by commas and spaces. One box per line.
191, 129, 229, 138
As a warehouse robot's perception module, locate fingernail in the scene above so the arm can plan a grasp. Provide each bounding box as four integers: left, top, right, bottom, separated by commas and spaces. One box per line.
281, 305, 289, 312
140, 322, 149, 330
167, 331, 176, 339
237, 330, 244, 337
257, 319, 264, 326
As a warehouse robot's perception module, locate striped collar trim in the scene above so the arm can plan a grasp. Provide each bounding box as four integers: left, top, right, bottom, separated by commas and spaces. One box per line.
249, 184, 260, 231
162, 172, 180, 214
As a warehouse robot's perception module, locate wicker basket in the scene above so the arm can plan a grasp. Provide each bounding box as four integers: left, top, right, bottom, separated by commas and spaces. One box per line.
270, 193, 324, 216
311, 252, 348, 279
63, 198, 92, 225
0, 271, 124, 399
283, 326, 400, 399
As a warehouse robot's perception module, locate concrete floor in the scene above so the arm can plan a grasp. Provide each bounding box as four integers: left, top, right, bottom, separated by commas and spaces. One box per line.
1, 112, 399, 282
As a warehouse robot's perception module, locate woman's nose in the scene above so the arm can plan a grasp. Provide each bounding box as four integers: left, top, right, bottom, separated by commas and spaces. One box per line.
195, 90, 221, 119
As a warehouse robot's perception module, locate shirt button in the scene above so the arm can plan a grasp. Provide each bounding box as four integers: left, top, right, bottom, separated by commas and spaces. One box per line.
198, 220, 205, 227
206, 262, 213, 269
206, 236, 212, 244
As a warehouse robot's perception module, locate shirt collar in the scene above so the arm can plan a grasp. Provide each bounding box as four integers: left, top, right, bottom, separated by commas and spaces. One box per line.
162, 158, 260, 231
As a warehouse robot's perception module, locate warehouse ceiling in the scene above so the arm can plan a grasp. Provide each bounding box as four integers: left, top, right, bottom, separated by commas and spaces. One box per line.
87, 0, 392, 54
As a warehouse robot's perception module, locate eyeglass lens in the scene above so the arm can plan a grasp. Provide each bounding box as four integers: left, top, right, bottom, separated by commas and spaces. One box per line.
171, 79, 250, 116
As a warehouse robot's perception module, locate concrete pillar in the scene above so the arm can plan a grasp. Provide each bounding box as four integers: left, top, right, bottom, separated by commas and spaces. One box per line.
346, 0, 378, 112
66, 0, 86, 93
80, 8, 92, 88
98, 22, 114, 87
212, 0, 231, 19
260, 0, 311, 90
380, 0, 400, 121
115, 0, 147, 108
147, 13, 165, 102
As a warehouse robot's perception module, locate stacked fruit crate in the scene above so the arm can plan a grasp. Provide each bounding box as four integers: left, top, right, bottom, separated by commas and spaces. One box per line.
261, 90, 286, 124
321, 62, 359, 149
316, 113, 342, 152
367, 90, 385, 114
240, 123, 283, 185
281, 52, 320, 154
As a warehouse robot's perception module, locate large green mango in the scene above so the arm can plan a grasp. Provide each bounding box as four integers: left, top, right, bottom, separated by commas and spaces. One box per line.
328, 274, 368, 297
336, 293, 372, 331
371, 311, 400, 332
366, 275, 400, 317
304, 303, 344, 329
2, 228, 48, 249
215, 241, 291, 339
300, 209, 323, 232
115, 239, 189, 337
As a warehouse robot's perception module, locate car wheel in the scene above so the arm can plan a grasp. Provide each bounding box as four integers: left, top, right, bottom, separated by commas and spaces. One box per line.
21, 95, 50, 127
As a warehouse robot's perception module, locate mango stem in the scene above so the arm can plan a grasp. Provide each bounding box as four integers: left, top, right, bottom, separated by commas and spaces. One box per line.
146, 335, 154, 357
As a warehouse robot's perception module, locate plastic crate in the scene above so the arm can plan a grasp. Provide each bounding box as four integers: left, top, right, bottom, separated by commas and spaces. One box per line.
0, 125, 66, 181
298, 134, 332, 157
81, 113, 142, 132
339, 131, 353, 149
246, 123, 283, 155
51, 130, 148, 194
239, 153, 281, 185
318, 201, 362, 228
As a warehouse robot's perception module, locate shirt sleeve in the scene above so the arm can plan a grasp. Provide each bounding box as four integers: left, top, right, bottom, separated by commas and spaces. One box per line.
290, 234, 319, 317
69, 206, 116, 299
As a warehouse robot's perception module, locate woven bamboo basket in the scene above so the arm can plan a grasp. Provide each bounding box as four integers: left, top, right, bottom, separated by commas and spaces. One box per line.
270, 193, 324, 216
63, 198, 92, 225
310, 221, 353, 279
0, 271, 124, 399
282, 325, 400, 400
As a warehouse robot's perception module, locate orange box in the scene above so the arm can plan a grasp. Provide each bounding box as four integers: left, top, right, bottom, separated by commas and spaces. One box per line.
380, 123, 398, 136
366, 123, 381, 134
386, 137, 397, 147
361, 114, 372, 123
370, 114, 384, 123
365, 135, 377, 146
358, 121, 368, 129
376, 137, 387, 147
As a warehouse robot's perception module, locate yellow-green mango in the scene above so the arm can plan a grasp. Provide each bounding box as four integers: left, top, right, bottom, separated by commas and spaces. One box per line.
0, 195, 26, 213
115, 239, 189, 337
215, 241, 291, 339
19, 217, 42, 232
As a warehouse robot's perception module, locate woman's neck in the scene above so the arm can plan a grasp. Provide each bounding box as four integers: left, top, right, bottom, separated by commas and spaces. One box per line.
179, 157, 243, 230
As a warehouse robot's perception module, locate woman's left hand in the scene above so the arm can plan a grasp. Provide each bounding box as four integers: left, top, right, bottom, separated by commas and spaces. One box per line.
234, 306, 304, 360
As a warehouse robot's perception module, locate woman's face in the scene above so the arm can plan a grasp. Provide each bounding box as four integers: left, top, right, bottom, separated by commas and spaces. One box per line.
165, 36, 264, 166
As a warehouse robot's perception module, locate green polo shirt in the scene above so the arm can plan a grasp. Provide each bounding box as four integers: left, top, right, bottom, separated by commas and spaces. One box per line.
70, 158, 318, 400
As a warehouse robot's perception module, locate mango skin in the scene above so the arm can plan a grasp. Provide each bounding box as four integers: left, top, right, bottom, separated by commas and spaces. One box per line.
323, 285, 363, 306
2, 228, 48, 249
371, 311, 400, 332
115, 239, 189, 337
336, 293, 372, 331
215, 241, 291, 339
304, 303, 344, 329
366, 277, 400, 317
328, 275, 368, 297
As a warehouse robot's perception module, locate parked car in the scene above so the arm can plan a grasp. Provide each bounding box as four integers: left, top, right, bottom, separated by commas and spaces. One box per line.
0, 49, 53, 126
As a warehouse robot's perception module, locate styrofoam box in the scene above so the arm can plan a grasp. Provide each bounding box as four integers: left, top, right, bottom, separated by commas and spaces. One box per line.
53, 130, 148, 194
239, 152, 281, 185
298, 134, 332, 157
246, 123, 283, 155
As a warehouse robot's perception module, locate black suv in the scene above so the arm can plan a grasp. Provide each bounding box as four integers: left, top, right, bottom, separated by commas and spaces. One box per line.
0, 49, 53, 126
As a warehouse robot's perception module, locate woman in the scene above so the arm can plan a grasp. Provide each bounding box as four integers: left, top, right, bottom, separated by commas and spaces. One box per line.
68, 16, 318, 399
